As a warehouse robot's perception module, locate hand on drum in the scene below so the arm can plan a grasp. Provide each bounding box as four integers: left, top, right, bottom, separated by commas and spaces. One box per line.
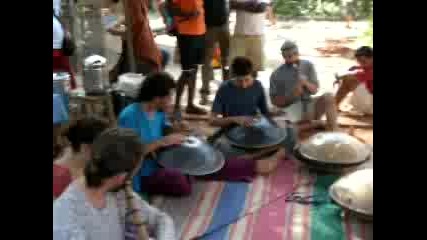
232, 116, 255, 127
161, 134, 186, 147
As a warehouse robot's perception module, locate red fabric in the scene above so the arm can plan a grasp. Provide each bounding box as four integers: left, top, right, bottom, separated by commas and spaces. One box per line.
349, 66, 373, 94
53, 164, 73, 198
53, 49, 76, 89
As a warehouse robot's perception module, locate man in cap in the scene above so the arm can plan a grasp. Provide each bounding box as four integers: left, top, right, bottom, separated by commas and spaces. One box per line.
53, 128, 175, 240
269, 40, 338, 131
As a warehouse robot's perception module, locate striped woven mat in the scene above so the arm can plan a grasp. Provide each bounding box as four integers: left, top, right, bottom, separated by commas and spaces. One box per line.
159, 160, 372, 240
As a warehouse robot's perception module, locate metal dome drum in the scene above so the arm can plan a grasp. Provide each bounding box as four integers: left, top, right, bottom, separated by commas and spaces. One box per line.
329, 168, 373, 221
225, 116, 287, 149
157, 136, 225, 176
297, 132, 371, 166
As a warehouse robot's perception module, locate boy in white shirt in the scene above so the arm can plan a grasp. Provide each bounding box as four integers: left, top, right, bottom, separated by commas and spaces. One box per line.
230, 0, 270, 75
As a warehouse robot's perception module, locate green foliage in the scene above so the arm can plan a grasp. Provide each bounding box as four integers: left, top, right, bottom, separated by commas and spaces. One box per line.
273, 0, 373, 19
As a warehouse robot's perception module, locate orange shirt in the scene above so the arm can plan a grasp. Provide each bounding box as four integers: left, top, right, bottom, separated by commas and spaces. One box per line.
172, 0, 206, 35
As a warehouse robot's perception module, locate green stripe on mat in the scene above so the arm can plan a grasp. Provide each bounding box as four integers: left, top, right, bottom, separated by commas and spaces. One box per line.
311, 175, 345, 240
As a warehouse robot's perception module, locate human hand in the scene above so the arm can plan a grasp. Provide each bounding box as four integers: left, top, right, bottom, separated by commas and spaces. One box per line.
161, 134, 186, 147
273, 96, 286, 106
232, 116, 255, 127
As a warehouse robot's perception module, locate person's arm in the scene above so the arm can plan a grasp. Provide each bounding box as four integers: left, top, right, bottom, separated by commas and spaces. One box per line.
107, 16, 126, 37
134, 193, 175, 240
302, 62, 319, 95
257, 83, 270, 116
209, 86, 235, 127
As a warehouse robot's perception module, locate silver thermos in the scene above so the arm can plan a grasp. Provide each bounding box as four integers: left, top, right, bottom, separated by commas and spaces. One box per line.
83, 55, 109, 95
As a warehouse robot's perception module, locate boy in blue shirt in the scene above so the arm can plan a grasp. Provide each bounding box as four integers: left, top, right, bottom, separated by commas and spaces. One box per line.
119, 72, 190, 196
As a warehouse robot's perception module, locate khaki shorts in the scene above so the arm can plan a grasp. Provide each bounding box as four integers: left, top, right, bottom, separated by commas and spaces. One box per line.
350, 84, 373, 115
230, 35, 265, 71
281, 99, 316, 123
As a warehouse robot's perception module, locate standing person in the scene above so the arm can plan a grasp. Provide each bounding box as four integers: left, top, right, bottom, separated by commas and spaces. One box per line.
53, 3, 77, 89
269, 40, 338, 131
53, 128, 175, 240
334, 46, 373, 115
170, 0, 208, 116
200, 0, 230, 105
53, 117, 109, 199
106, 0, 169, 83
230, 0, 270, 77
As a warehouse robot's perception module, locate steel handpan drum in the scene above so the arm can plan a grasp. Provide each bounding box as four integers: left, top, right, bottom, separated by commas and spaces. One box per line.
157, 136, 225, 176
225, 116, 287, 149
298, 132, 371, 166
329, 168, 373, 221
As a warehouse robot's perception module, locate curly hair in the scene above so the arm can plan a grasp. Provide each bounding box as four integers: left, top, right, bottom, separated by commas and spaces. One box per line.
136, 72, 176, 102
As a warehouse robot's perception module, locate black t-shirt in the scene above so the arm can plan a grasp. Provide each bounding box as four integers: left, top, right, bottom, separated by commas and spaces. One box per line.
204, 0, 229, 27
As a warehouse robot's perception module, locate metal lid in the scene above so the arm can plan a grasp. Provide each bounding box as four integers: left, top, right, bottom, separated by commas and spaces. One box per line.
225, 116, 287, 149
329, 168, 373, 220
298, 132, 371, 165
84, 55, 107, 67
157, 136, 225, 176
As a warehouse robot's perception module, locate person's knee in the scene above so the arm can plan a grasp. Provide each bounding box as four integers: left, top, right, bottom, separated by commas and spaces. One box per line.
322, 93, 336, 106
173, 176, 192, 196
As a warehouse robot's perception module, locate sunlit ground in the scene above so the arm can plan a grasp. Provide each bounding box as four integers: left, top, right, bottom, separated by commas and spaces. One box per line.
97, 15, 371, 109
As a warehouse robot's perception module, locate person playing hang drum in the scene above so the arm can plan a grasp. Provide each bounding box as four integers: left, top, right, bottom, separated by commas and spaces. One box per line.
118, 71, 294, 198
209, 56, 299, 179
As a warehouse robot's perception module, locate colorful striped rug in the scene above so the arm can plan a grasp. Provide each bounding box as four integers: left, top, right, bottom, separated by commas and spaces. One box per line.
159, 160, 372, 240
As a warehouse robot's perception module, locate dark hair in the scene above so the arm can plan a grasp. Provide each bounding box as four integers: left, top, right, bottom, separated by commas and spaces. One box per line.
136, 72, 176, 102
355, 46, 373, 58
231, 57, 254, 77
64, 117, 109, 152
84, 128, 144, 188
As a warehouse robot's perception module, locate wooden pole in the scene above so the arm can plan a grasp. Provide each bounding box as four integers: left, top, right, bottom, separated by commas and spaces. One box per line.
122, 0, 137, 72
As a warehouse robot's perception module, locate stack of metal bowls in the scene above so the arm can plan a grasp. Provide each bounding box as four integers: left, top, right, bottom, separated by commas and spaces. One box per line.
295, 132, 371, 172
329, 168, 373, 221
157, 136, 225, 176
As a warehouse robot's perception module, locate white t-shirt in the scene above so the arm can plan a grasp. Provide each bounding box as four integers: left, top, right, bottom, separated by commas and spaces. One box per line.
234, 0, 270, 36
53, 16, 64, 49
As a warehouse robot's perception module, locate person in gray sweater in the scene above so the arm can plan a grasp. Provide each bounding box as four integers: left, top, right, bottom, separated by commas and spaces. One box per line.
53, 128, 175, 240
269, 40, 338, 131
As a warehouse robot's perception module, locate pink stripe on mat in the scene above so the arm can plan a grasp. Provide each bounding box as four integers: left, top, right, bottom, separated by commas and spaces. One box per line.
251, 160, 297, 240
344, 212, 354, 240
181, 182, 225, 239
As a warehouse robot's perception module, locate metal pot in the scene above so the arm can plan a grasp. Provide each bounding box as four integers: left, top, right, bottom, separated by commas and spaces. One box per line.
83, 55, 109, 95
